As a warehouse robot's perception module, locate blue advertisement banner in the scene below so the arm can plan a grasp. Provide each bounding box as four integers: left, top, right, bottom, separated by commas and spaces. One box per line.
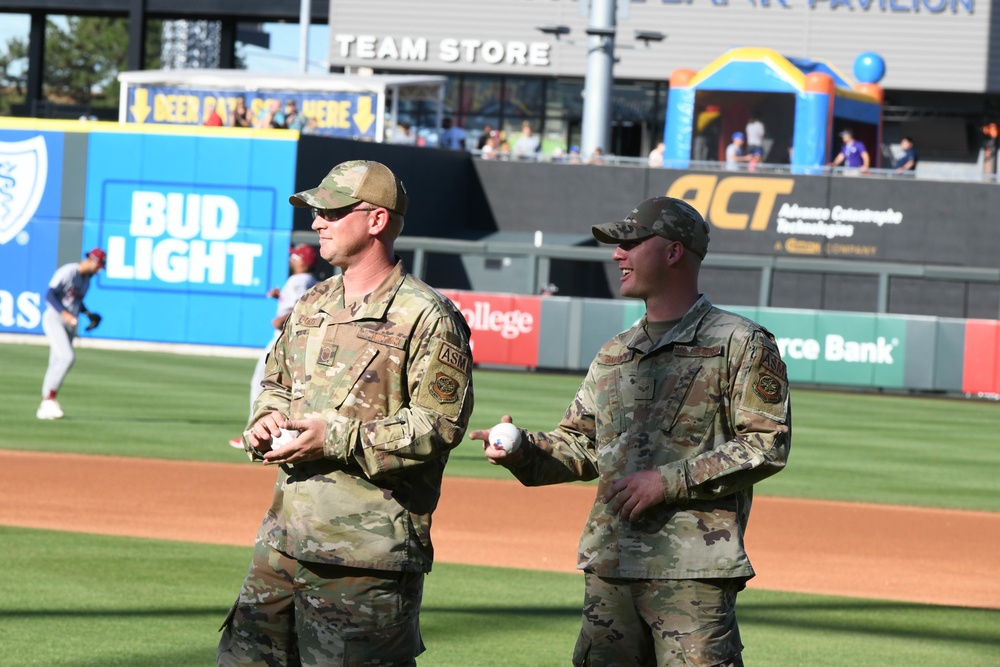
126, 86, 379, 140
82, 130, 299, 347
0, 130, 65, 334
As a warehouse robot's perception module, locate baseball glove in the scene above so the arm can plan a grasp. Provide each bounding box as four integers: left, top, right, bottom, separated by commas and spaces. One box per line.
84, 312, 102, 332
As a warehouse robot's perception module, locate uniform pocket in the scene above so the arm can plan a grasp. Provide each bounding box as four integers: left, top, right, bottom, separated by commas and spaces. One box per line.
676, 605, 743, 667
342, 614, 424, 665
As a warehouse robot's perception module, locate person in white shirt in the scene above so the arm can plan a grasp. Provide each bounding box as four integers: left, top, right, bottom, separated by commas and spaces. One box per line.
514, 121, 541, 159
229, 244, 319, 448
745, 113, 766, 160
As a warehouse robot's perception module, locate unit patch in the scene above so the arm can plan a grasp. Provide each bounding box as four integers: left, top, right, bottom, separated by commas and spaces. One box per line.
752, 371, 784, 404
429, 372, 460, 403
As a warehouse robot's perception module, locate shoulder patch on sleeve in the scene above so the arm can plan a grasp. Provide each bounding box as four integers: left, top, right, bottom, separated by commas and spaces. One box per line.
413, 339, 471, 417
739, 339, 788, 423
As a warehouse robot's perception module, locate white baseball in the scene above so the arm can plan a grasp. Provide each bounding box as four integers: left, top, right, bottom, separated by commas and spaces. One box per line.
270, 428, 300, 451
488, 422, 521, 454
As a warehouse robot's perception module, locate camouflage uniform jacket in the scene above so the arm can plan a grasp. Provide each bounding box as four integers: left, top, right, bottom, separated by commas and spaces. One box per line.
509, 295, 790, 580
246, 260, 474, 573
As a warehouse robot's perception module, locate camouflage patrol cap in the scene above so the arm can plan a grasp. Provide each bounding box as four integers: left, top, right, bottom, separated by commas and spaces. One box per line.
289, 160, 408, 215
591, 196, 710, 259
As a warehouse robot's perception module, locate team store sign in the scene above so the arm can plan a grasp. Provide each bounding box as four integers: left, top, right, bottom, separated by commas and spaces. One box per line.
333, 35, 553, 68
440, 291, 541, 367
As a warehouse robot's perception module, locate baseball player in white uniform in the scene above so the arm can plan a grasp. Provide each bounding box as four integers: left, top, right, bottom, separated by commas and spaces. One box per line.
37, 248, 107, 420
229, 244, 318, 447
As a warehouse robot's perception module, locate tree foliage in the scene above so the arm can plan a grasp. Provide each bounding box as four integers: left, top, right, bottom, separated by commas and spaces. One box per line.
0, 35, 28, 114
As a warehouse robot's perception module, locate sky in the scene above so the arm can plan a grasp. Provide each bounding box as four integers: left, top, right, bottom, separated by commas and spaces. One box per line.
0, 15, 330, 74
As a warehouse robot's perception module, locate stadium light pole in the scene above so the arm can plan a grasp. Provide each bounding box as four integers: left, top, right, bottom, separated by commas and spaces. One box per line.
298, 0, 310, 73
581, 0, 617, 159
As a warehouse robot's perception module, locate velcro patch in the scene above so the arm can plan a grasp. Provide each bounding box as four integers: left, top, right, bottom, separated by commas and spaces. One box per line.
597, 350, 633, 365
674, 345, 723, 357
752, 371, 784, 404
356, 328, 407, 349
298, 315, 323, 327
318, 343, 338, 366
429, 372, 460, 403
759, 347, 787, 377
437, 341, 470, 374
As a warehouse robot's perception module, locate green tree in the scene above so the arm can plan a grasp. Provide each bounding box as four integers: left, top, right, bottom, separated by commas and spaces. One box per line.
0, 35, 28, 115
45, 16, 164, 108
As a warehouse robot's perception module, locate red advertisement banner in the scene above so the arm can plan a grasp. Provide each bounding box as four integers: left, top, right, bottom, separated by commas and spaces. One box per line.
440, 290, 541, 367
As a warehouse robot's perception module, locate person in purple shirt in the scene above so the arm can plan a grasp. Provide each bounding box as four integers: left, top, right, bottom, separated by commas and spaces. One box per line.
829, 128, 870, 173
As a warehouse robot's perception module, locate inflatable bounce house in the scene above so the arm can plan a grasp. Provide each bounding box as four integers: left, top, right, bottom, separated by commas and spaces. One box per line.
663, 47, 886, 171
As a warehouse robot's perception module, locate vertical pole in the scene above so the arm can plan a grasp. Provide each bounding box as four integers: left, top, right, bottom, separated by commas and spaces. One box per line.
299, 0, 310, 73
26, 12, 45, 117
127, 0, 147, 72
581, 0, 616, 159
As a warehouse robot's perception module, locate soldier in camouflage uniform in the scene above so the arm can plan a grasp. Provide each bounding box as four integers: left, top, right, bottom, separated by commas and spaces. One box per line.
218, 160, 474, 666
472, 197, 790, 667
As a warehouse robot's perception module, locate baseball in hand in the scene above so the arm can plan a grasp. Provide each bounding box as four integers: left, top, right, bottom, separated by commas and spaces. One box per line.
270, 428, 300, 451
488, 422, 521, 454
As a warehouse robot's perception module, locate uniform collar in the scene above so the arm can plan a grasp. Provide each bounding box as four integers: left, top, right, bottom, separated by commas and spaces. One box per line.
625, 294, 712, 352
319, 259, 407, 322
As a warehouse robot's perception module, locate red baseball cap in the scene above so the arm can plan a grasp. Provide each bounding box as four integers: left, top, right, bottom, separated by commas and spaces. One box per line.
87, 248, 107, 267
289, 244, 317, 269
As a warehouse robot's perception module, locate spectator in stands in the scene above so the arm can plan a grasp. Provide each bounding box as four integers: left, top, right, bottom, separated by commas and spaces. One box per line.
982, 122, 998, 178
281, 99, 307, 130
588, 147, 605, 165
477, 124, 494, 150
514, 121, 541, 159
232, 96, 252, 128
391, 121, 417, 145
203, 97, 224, 127
568, 145, 582, 164
894, 137, 918, 175
439, 117, 467, 150
256, 99, 283, 129
829, 128, 870, 174
647, 141, 665, 168
725, 132, 752, 170
745, 112, 766, 160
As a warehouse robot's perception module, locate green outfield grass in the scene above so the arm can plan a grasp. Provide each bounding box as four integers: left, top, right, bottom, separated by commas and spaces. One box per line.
3, 342, 998, 511
3, 341, 999, 666
1, 526, 997, 667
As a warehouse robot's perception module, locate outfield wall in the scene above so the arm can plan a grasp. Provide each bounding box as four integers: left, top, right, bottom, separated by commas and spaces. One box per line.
2, 120, 999, 396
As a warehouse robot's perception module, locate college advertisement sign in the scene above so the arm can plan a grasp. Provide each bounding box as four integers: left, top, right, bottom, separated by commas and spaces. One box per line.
0, 130, 65, 334
83, 130, 298, 346
440, 290, 541, 367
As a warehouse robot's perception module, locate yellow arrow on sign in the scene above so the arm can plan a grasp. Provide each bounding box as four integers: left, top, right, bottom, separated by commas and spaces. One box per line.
130, 88, 151, 124
353, 96, 376, 135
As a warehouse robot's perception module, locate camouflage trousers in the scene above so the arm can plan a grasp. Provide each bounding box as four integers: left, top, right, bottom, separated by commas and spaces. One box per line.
217, 541, 425, 666
572, 575, 744, 667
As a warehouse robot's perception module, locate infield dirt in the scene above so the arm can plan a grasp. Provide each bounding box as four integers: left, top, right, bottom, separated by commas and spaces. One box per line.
1, 449, 997, 610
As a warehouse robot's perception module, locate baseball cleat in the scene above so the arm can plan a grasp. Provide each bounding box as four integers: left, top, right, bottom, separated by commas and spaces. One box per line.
36, 399, 64, 420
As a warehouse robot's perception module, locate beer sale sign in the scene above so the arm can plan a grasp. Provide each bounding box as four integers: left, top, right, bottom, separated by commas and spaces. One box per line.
440, 290, 541, 367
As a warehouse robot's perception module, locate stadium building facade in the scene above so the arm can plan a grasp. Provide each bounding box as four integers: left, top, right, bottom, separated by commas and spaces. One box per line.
327, 0, 1000, 163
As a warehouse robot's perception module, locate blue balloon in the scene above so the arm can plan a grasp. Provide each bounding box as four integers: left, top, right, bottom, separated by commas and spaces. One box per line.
854, 52, 886, 84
